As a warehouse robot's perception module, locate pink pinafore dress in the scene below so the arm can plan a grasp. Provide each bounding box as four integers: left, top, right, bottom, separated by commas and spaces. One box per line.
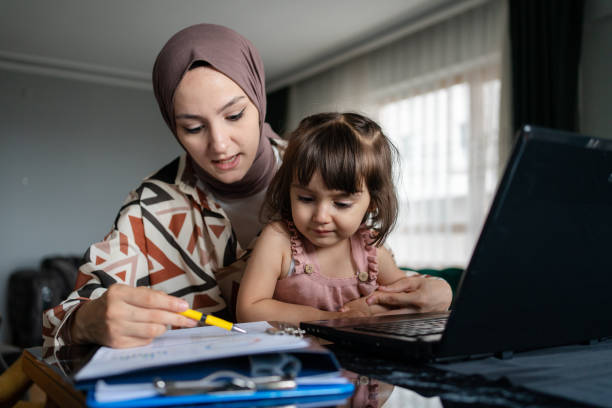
273, 222, 379, 311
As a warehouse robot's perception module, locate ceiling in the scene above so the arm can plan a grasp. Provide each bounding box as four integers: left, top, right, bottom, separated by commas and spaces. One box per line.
0, 0, 451, 91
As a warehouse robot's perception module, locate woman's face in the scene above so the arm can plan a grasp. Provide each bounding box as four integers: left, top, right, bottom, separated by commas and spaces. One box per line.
174, 66, 260, 184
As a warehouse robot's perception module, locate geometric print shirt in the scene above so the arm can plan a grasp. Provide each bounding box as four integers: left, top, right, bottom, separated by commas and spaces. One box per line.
42, 138, 285, 347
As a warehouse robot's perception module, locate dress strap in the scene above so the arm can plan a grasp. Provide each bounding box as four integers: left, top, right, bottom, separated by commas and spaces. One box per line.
286, 221, 320, 276
351, 225, 379, 296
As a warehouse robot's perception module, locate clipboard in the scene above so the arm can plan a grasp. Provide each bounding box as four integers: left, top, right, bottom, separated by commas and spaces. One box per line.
72, 322, 354, 407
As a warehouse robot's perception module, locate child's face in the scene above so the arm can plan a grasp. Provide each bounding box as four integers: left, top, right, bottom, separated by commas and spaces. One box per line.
290, 171, 371, 248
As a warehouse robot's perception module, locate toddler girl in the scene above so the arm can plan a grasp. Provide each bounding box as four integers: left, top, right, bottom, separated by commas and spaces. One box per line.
237, 112, 409, 324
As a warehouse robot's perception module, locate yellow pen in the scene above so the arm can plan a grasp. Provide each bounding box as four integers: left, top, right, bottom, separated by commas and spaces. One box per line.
179, 309, 247, 334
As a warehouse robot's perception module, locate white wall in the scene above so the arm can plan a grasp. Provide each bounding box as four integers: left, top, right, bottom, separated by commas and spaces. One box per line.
0, 70, 181, 342
581, 0, 612, 139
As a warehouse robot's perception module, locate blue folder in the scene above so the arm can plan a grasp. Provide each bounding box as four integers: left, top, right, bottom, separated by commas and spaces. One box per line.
86, 383, 354, 408
77, 348, 354, 407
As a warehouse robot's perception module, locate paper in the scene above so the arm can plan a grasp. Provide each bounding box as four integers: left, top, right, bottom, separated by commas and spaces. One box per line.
76, 321, 309, 381
95, 381, 158, 403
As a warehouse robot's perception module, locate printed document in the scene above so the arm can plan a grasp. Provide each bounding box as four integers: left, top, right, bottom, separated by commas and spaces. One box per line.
75, 321, 308, 381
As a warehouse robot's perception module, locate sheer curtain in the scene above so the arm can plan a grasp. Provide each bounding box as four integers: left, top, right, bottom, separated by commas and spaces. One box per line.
287, 0, 508, 269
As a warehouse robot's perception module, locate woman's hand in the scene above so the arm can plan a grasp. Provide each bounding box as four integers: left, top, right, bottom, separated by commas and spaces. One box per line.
70, 284, 198, 348
365, 275, 452, 313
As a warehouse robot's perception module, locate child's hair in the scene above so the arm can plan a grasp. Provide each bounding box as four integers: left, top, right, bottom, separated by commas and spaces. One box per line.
265, 112, 398, 246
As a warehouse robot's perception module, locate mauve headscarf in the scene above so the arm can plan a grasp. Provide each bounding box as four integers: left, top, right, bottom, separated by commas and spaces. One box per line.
152, 23, 278, 199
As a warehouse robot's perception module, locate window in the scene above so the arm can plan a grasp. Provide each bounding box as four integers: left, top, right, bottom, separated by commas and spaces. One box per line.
286, 0, 507, 269
379, 71, 500, 268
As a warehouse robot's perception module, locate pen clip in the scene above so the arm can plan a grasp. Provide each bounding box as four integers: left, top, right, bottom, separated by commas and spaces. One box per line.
153, 370, 296, 396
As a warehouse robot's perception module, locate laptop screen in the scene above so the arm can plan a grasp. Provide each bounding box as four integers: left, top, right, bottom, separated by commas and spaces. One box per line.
437, 126, 612, 358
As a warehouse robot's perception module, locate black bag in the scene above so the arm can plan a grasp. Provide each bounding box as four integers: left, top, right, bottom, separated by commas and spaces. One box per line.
7, 256, 80, 347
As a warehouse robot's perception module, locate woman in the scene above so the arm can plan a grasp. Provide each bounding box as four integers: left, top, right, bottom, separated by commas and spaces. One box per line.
42, 23, 452, 349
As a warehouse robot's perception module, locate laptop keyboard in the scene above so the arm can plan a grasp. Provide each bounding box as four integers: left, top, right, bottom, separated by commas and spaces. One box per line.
353, 317, 447, 337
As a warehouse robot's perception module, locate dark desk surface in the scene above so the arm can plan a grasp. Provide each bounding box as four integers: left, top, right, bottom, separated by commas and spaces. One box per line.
23, 341, 595, 408
327, 344, 592, 408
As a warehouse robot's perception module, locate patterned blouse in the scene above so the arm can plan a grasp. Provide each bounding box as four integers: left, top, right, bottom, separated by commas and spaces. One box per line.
42, 139, 284, 347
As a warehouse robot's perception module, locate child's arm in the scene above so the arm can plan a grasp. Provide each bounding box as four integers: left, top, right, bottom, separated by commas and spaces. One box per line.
376, 246, 410, 286
236, 222, 365, 325
340, 246, 410, 315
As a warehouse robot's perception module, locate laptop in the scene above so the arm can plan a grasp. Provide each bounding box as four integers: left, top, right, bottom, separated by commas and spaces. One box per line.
301, 125, 612, 362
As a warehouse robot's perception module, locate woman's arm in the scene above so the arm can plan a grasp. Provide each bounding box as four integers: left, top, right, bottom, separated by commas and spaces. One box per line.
237, 223, 365, 325
43, 185, 199, 348
366, 276, 452, 313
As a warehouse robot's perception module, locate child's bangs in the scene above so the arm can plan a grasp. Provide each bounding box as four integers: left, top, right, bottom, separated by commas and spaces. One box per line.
294, 124, 367, 193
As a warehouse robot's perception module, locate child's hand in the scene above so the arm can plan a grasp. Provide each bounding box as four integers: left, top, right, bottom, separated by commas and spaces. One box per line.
339, 296, 388, 316
329, 308, 369, 320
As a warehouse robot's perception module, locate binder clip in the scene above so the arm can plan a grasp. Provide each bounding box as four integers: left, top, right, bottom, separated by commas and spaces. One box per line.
265, 325, 306, 338
153, 370, 296, 396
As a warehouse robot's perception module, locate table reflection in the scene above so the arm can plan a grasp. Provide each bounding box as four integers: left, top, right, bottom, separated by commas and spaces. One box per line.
341, 372, 443, 408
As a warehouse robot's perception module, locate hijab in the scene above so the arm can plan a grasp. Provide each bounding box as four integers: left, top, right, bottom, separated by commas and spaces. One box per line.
152, 23, 278, 199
